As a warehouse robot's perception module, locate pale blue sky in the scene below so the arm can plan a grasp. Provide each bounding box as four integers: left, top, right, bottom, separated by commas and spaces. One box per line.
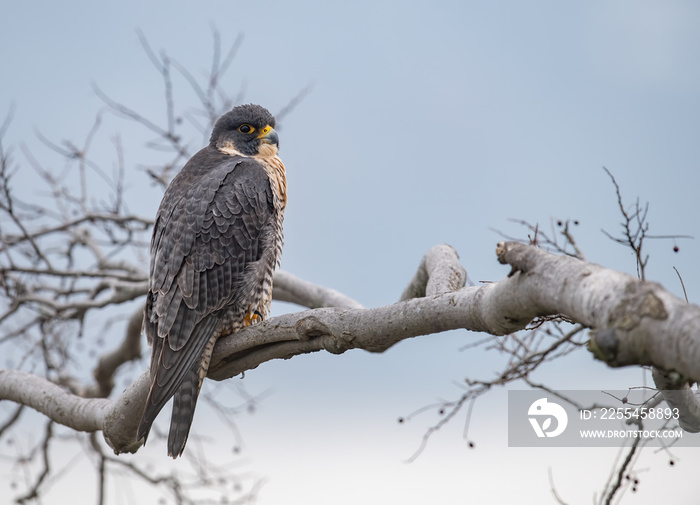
2, 1, 699, 503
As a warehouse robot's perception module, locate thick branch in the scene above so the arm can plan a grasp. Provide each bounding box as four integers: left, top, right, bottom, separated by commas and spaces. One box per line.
651, 367, 700, 432
208, 284, 518, 380
101, 371, 150, 454
2, 242, 700, 454
400, 244, 467, 300
495, 242, 700, 378
0, 370, 112, 432
272, 271, 364, 309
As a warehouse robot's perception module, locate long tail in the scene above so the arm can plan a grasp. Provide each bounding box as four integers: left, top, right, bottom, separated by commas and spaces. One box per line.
167, 333, 218, 458
138, 315, 219, 453
166, 363, 201, 458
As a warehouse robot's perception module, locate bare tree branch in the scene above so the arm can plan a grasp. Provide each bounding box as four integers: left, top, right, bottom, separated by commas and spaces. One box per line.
2, 242, 699, 457
651, 367, 700, 432
90, 306, 144, 398
15, 420, 54, 504
274, 83, 314, 126
601, 420, 642, 505
0, 403, 23, 437
400, 243, 467, 300
272, 270, 364, 309
0, 369, 112, 432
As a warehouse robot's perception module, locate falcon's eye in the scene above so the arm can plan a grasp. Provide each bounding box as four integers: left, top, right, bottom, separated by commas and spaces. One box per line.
237, 124, 255, 134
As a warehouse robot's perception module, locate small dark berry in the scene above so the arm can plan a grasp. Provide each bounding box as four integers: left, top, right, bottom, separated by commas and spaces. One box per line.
468, 441, 475, 449
557, 221, 563, 226
674, 245, 679, 253
574, 220, 579, 225
622, 397, 628, 404
670, 460, 675, 466
398, 417, 405, 424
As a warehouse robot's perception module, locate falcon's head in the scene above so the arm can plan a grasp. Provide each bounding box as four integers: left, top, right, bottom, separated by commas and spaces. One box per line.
210, 104, 280, 158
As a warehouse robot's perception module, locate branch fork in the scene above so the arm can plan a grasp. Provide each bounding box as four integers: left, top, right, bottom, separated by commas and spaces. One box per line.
2, 242, 700, 454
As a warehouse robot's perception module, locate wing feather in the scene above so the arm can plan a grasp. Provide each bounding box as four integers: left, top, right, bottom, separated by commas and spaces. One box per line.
139, 315, 219, 433
139, 147, 276, 446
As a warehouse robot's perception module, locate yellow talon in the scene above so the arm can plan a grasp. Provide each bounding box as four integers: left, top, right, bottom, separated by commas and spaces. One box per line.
244, 311, 263, 326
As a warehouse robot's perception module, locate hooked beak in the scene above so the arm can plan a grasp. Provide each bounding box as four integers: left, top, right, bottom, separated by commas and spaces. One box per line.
257, 125, 279, 146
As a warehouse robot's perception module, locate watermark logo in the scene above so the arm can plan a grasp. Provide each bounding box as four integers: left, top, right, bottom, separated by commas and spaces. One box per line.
528, 398, 568, 438
509, 390, 700, 447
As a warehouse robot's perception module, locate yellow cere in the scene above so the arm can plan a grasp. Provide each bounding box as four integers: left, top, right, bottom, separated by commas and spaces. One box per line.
258, 125, 272, 138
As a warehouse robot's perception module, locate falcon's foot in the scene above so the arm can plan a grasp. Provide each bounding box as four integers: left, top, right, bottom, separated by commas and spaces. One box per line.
244, 311, 264, 326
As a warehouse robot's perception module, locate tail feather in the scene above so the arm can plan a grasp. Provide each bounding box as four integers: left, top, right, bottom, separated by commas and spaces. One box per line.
167, 332, 218, 458
138, 316, 219, 449
167, 365, 200, 458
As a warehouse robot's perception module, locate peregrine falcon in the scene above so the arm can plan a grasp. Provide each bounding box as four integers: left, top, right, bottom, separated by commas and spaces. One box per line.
137, 104, 287, 458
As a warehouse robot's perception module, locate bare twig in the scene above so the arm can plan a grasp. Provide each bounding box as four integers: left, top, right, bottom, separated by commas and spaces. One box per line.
673, 266, 689, 303
0, 404, 24, 437
15, 421, 54, 504
90, 306, 144, 398
602, 423, 642, 505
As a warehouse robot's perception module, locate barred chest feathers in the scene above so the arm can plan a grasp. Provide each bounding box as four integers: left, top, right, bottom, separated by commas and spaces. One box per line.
255, 154, 286, 318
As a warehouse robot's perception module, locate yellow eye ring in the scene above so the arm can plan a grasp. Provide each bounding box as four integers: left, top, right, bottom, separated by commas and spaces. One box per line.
238, 124, 255, 134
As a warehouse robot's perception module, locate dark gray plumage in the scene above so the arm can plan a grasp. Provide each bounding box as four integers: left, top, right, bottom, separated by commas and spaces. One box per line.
138, 104, 287, 457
